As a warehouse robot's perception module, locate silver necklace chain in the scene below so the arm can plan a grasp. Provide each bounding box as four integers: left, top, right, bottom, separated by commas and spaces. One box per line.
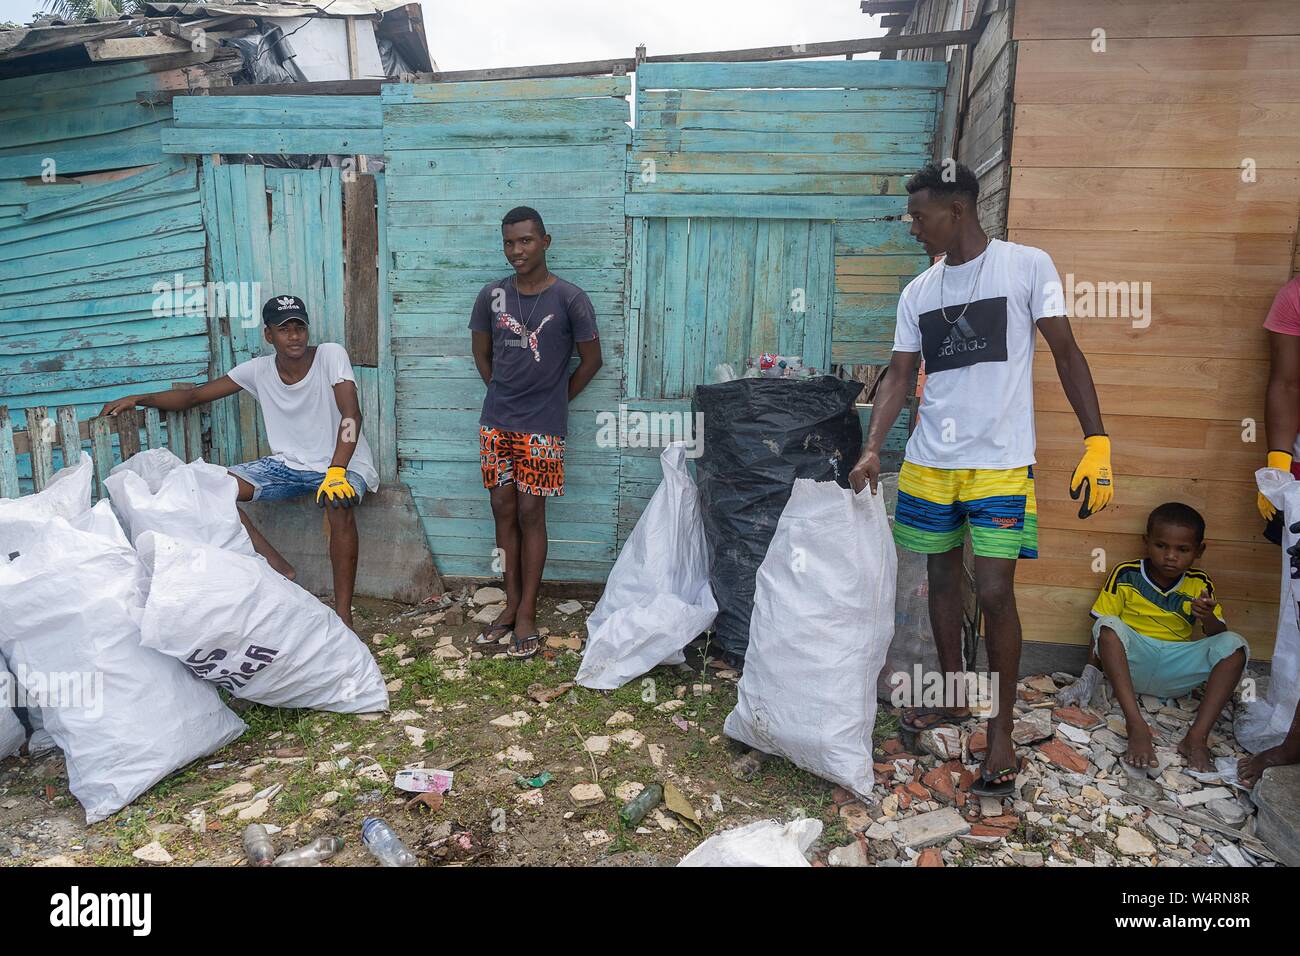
939, 241, 990, 325
511, 272, 549, 334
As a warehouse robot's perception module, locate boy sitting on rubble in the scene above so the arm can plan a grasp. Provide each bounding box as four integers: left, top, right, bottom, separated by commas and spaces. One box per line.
99, 294, 376, 629
1062, 502, 1248, 773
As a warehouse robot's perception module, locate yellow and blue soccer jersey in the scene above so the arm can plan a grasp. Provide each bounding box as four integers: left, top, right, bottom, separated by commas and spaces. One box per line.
1090, 559, 1224, 643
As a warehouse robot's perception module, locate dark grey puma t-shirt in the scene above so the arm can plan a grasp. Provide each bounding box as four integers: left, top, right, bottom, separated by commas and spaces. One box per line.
469, 275, 598, 437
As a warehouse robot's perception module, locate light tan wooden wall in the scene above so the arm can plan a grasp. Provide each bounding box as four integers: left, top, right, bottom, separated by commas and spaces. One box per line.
1008, 0, 1300, 657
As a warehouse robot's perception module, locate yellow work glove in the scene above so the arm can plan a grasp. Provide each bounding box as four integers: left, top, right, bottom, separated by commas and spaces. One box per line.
1259, 451, 1293, 521
1069, 435, 1113, 519
316, 466, 359, 509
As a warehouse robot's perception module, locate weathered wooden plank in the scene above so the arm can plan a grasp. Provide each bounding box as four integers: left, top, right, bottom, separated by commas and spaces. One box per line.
665, 217, 696, 395
631, 149, 929, 177
626, 192, 905, 219
1008, 168, 1300, 234
1012, 0, 1298, 40
385, 124, 631, 150
702, 217, 736, 378
388, 198, 623, 228
0, 139, 169, 181
635, 60, 947, 91
344, 174, 380, 367
56, 405, 80, 472
115, 407, 141, 460
0, 100, 160, 152
161, 128, 383, 155
375, 172, 398, 485
637, 87, 939, 113
144, 407, 163, 449
0, 249, 205, 306
1012, 103, 1300, 169
0, 228, 204, 288
20, 156, 188, 221
1014, 36, 1300, 105
633, 128, 931, 154
683, 217, 711, 392
387, 170, 624, 203
89, 415, 114, 498
805, 220, 835, 373
384, 98, 629, 130
639, 108, 936, 134
172, 95, 382, 129
383, 144, 626, 176
385, 75, 631, 103
0, 406, 18, 499
26, 405, 53, 491
642, 217, 667, 398
629, 172, 909, 196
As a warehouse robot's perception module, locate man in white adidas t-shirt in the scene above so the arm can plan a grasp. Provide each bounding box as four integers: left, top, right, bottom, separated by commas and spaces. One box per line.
849, 162, 1115, 798
101, 295, 377, 629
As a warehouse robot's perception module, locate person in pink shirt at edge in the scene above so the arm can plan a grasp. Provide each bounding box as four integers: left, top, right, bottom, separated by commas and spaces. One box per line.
1244, 274, 1300, 785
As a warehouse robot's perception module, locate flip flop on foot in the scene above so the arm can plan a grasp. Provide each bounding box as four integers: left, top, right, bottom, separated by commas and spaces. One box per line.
900, 706, 972, 733
506, 633, 542, 660
475, 622, 514, 646
970, 764, 1018, 798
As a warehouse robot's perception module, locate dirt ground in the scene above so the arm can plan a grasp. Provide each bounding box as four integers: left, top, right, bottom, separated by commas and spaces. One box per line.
0, 591, 862, 867
0, 589, 1272, 868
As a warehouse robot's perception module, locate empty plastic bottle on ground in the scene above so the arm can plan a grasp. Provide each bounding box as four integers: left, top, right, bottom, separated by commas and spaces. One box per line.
242, 823, 275, 867
361, 818, 417, 867
275, 836, 344, 867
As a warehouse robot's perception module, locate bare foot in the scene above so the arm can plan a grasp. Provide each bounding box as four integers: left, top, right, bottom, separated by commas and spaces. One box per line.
1239, 744, 1300, 787
1123, 721, 1158, 769
1176, 733, 1215, 773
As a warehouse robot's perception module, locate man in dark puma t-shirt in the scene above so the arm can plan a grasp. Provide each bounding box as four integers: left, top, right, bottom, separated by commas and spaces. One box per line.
468, 206, 603, 659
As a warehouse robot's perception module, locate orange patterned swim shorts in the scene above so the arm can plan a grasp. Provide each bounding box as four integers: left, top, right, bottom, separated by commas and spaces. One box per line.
479, 426, 565, 497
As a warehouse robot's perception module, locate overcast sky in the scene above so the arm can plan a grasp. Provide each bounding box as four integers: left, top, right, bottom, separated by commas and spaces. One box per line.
0, 1, 888, 67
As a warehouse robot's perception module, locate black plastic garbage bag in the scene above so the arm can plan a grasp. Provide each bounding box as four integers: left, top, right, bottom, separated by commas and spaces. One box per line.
693, 376, 864, 664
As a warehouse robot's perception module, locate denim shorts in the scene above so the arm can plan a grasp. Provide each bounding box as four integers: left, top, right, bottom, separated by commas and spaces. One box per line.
227, 456, 368, 503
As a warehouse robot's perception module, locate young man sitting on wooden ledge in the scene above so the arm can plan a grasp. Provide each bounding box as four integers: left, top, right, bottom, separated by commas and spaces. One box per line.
99, 294, 377, 629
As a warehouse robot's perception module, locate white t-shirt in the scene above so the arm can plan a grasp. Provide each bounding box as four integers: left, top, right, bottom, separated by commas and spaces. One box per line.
892, 238, 1064, 470
227, 342, 379, 492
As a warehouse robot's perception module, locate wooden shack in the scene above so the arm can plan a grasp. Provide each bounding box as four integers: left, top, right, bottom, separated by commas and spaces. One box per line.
882, 0, 1300, 658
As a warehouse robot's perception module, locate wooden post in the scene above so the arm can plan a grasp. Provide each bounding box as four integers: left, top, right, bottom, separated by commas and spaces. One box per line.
116, 407, 141, 461
343, 174, 380, 367
185, 408, 203, 462
0, 407, 18, 499
56, 406, 80, 470
89, 417, 114, 499
144, 407, 163, 449
26, 405, 53, 492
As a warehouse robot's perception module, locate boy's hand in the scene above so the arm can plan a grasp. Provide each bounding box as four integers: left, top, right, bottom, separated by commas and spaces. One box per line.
1190, 594, 1217, 623
316, 467, 359, 509
99, 396, 138, 417
1069, 434, 1113, 518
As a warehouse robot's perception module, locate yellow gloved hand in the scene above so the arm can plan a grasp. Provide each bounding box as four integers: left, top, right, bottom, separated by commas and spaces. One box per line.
316, 466, 359, 509
1258, 451, 1293, 521
1069, 435, 1113, 519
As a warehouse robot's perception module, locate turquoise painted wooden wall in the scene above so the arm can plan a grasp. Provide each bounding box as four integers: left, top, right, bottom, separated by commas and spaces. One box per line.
381, 77, 632, 580
616, 60, 943, 545
0, 61, 207, 483
381, 61, 942, 577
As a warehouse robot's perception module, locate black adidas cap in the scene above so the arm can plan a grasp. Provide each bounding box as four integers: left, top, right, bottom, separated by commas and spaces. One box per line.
262, 294, 310, 327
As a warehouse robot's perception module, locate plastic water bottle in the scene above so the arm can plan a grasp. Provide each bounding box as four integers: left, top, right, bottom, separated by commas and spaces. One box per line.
242, 823, 276, 867
361, 818, 417, 867
274, 836, 345, 867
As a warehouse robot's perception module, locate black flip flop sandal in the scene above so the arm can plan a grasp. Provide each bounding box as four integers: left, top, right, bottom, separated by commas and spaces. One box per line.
506, 633, 541, 660
475, 622, 514, 646
969, 765, 1019, 798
